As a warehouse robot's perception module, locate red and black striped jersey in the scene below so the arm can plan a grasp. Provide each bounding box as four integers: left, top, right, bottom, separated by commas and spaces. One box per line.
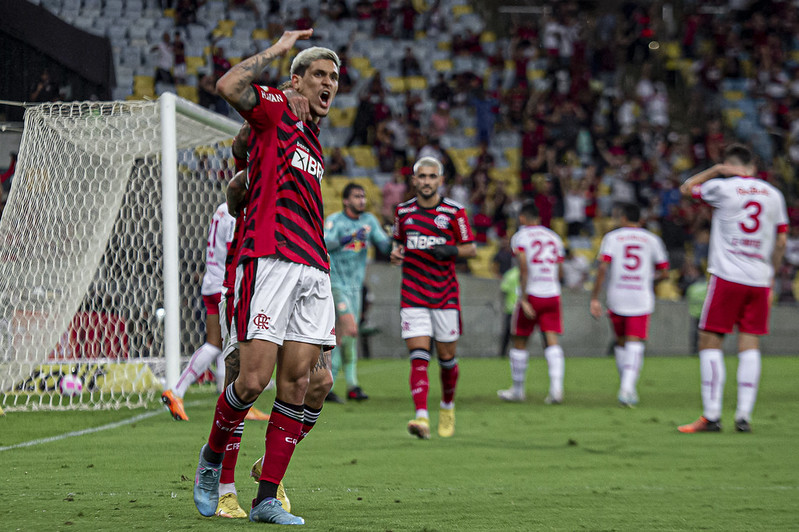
393, 197, 474, 309
238, 84, 329, 272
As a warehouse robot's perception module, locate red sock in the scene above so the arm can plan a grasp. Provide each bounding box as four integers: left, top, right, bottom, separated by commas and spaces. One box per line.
208, 385, 251, 454
410, 357, 430, 413
259, 402, 304, 485
440, 358, 459, 404
220, 423, 243, 484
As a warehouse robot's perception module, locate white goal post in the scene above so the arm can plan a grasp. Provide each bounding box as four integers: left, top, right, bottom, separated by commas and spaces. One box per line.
0, 93, 241, 411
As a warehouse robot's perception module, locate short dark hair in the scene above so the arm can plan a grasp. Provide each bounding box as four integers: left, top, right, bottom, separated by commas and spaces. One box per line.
723, 143, 754, 166
620, 202, 641, 223
519, 200, 539, 220
342, 182, 364, 200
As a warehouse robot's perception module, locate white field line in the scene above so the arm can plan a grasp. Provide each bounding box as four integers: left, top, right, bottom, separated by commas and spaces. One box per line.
0, 399, 211, 452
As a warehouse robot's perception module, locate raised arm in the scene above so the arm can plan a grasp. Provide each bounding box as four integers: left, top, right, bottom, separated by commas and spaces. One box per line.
679, 163, 752, 198
216, 29, 313, 112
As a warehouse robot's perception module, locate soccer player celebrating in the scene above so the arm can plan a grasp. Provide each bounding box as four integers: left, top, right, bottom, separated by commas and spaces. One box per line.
160, 202, 269, 423
192, 30, 339, 526
390, 156, 476, 439
497, 201, 567, 404
590, 203, 669, 407
677, 144, 788, 433
324, 183, 392, 402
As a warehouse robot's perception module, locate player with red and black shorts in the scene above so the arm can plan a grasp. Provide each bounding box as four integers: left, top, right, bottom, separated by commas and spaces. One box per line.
390, 156, 476, 440
590, 203, 669, 407
678, 144, 788, 433
193, 30, 340, 526
497, 201, 566, 404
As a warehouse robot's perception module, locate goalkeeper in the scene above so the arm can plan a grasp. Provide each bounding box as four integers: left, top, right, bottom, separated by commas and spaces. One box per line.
324, 183, 392, 402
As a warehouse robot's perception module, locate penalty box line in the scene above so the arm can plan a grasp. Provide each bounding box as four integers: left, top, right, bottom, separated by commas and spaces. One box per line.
0, 399, 210, 452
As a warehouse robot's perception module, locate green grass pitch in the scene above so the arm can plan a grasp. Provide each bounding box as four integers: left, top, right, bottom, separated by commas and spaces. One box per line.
1, 356, 797, 531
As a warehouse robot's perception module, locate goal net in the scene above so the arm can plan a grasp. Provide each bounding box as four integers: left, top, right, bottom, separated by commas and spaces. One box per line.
0, 95, 241, 411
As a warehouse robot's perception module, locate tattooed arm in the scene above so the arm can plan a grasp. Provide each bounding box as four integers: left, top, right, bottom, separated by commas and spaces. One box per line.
216, 29, 314, 112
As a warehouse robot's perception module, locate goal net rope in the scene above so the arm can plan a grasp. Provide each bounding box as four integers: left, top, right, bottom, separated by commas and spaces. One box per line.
0, 95, 240, 411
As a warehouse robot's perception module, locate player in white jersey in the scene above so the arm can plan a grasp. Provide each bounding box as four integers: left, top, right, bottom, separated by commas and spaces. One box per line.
497, 201, 567, 404
677, 144, 788, 433
590, 203, 669, 406
161, 202, 268, 422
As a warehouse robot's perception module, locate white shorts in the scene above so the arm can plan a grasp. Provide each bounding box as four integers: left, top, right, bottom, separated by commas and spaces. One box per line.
400, 307, 460, 342
234, 257, 336, 349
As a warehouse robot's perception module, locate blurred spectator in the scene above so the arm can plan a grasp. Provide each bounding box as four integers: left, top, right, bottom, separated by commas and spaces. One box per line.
400, 47, 422, 77
150, 34, 174, 84
295, 7, 314, 30
375, 121, 397, 173
428, 101, 452, 139
381, 168, 408, 225
228, 0, 259, 20
211, 46, 231, 80
29, 68, 59, 102
175, 0, 202, 27
429, 73, 452, 104
327, 147, 347, 176
172, 31, 187, 84
347, 93, 374, 146
198, 72, 226, 114
398, 0, 418, 40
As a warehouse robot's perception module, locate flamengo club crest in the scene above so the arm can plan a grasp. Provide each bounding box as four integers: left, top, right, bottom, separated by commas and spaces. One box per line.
253, 313, 271, 330
434, 214, 450, 229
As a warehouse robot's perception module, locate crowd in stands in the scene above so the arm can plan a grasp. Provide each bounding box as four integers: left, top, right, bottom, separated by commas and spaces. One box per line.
9, 0, 799, 304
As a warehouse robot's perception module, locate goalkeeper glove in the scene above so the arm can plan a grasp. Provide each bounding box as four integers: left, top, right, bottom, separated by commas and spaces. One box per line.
429, 244, 458, 261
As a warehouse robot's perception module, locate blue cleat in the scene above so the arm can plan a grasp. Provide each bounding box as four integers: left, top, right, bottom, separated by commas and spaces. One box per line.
193, 445, 222, 517
249, 497, 305, 525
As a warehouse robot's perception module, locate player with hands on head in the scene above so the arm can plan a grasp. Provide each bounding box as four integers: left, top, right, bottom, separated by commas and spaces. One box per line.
677, 144, 788, 433
497, 201, 567, 404
324, 183, 392, 402
590, 203, 669, 407
391, 156, 476, 439
193, 29, 340, 526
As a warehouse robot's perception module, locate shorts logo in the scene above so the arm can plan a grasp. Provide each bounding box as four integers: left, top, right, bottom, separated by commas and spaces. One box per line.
434, 214, 450, 229
337, 302, 347, 311
253, 313, 271, 330
402, 321, 411, 331
330, 327, 336, 335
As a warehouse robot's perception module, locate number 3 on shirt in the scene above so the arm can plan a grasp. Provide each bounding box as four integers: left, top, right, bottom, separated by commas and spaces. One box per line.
740, 200, 761, 234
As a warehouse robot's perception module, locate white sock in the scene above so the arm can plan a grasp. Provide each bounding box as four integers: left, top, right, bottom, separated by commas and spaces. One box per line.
614, 345, 626, 378
216, 352, 226, 394
440, 400, 454, 410
699, 349, 725, 421
174, 342, 222, 397
735, 349, 761, 422
622, 341, 645, 394
508, 348, 529, 395
415, 409, 429, 420
218, 482, 236, 497
544, 344, 564, 398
